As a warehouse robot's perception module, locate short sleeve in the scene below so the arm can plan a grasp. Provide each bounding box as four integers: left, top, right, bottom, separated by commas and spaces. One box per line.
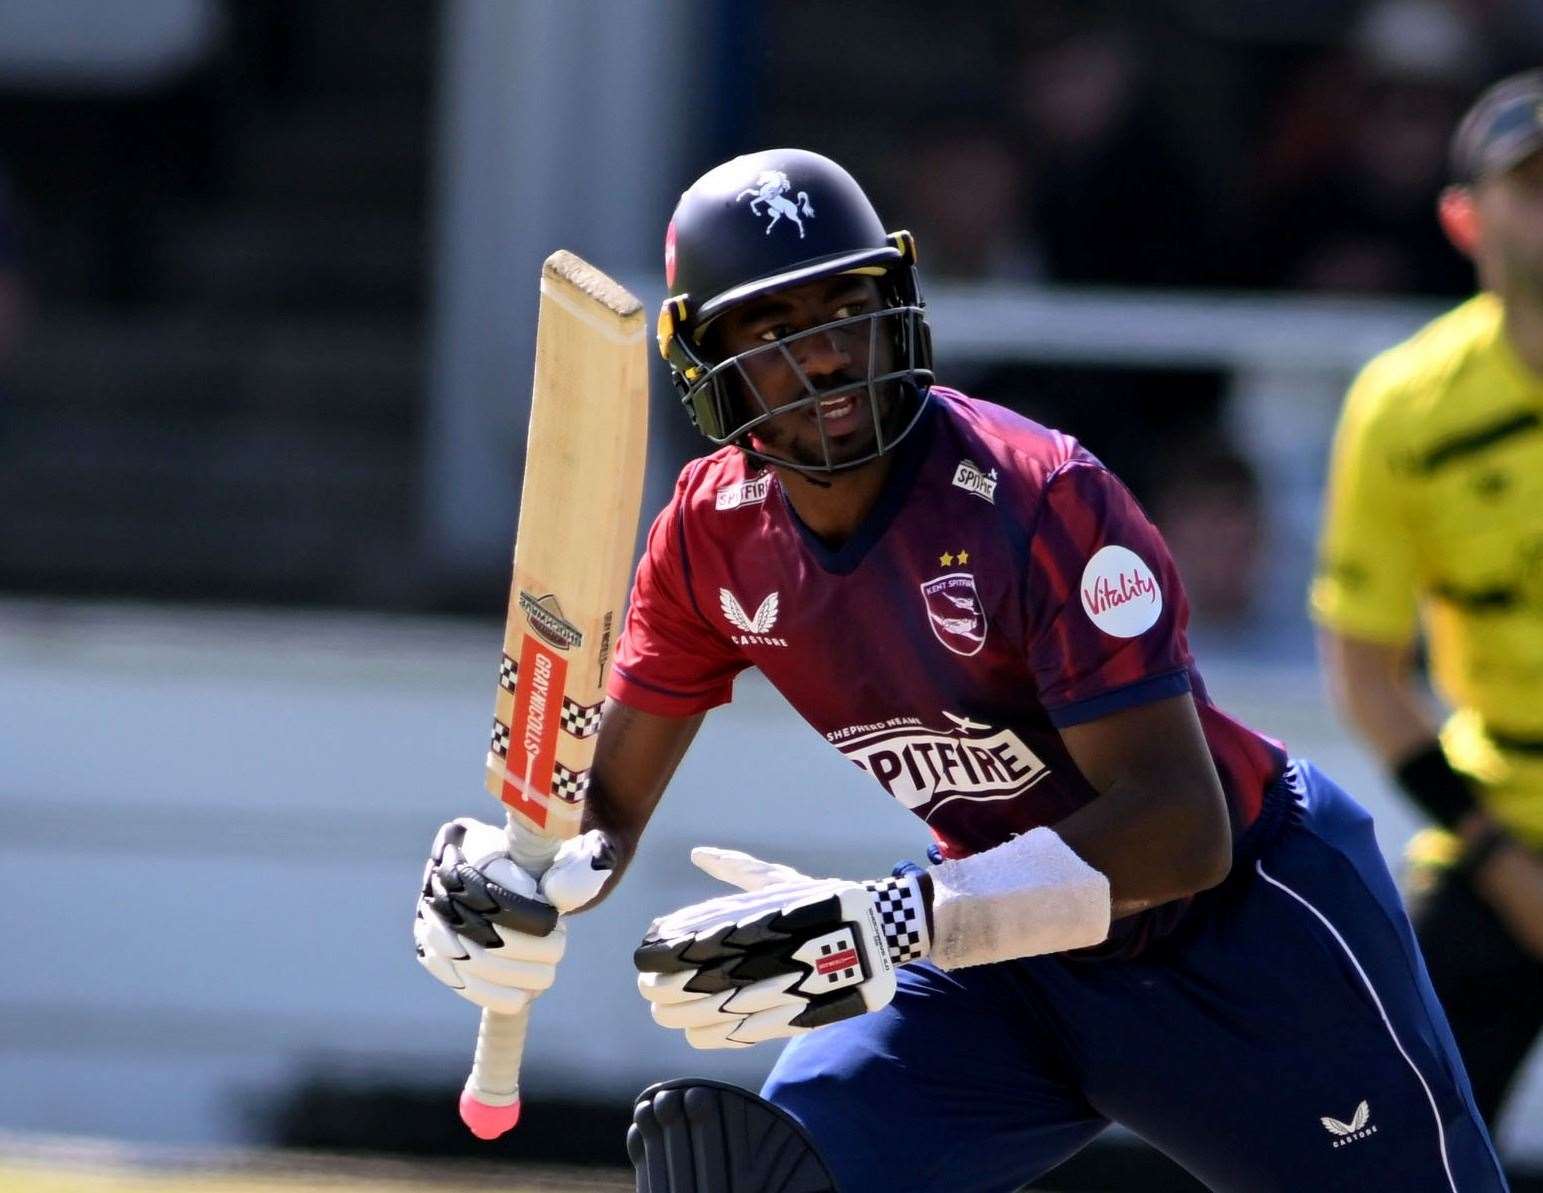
608, 486, 748, 716
1308, 362, 1420, 645
1024, 461, 1193, 727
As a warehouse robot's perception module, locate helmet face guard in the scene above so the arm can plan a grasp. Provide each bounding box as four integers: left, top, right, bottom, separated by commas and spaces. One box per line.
658, 149, 935, 473
670, 301, 933, 473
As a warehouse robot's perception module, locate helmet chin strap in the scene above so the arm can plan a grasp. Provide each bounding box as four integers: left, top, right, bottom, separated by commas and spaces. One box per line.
741, 430, 882, 489
772, 461, 835, 489
737, 437, 836, 487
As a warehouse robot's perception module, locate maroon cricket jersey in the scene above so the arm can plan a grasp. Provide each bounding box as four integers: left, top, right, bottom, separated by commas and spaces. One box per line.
611, 390, 1286, 927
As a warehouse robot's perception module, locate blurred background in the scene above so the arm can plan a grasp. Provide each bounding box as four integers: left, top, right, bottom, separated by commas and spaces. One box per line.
1, 1, 1540, 1190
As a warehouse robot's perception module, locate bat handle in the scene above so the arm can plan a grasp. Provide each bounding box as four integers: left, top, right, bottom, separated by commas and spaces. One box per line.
459, 819, 562, 1140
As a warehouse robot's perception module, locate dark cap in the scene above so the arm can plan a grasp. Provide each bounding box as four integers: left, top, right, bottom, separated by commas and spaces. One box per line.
1450, 69, 1543, 183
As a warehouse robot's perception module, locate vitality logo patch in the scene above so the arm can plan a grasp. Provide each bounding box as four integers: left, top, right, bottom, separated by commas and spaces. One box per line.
1079, 545, 1162, 638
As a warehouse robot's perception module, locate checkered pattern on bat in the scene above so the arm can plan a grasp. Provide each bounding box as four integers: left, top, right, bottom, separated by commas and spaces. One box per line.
490, 718, 510, 758
862, 876, 928, 965
551, 762, 591, 803
497, 654, 602, 739
560, 697, 604, 738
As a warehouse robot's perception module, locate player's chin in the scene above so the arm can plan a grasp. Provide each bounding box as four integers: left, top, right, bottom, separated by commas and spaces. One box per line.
790, 424, 881, 470
753, 412, 868, 468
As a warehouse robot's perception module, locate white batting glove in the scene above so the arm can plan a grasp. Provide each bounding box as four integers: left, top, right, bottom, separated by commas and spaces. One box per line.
413, 818, 613, 1016
633, 847, 930, 1050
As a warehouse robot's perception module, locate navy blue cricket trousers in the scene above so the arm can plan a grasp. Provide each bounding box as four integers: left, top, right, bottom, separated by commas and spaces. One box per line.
763, 762, 1507, 1192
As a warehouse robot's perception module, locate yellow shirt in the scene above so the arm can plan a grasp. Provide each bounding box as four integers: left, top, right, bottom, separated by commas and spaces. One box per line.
1311, 292, 1543, 846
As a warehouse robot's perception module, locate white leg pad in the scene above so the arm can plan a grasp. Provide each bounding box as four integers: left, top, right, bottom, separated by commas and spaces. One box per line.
928, 827, 1111, 969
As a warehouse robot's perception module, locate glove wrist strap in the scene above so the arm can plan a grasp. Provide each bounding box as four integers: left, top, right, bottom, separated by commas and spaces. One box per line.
861, 873, 931, 966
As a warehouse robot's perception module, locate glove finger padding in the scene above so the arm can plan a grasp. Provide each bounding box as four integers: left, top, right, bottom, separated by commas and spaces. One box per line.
428, 818, 558, 942
635, 883, 896, 1049
691, 1003, 809, 1048
541, 828, 616, 914
689, 846, 814, 891
644, 877, 850, 943
683, 1021, 762, 1050
635, 969, 704, 1007
448, 970, 535, 1016
461, 922, 567, 983
413, 913, 464, 988
644, 973, 803, 1030
414, 817, 570, 1014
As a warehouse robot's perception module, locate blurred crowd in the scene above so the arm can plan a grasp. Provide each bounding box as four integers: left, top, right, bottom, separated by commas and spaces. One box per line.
771, 0, 1543, 627
876, 0, 1543, 296
0, 167, 24, 451
0, 0, 1540, 625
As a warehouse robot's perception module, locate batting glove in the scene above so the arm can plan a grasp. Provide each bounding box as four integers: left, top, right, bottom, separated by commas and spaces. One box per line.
633, 847, 930, 1050
413, 818, 613, 1015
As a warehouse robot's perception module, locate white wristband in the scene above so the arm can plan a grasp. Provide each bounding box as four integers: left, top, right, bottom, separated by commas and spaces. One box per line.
927, 827, 1111, 969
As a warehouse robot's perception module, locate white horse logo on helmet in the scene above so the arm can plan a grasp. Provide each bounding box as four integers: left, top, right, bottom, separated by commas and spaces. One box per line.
735, 171, 816, 238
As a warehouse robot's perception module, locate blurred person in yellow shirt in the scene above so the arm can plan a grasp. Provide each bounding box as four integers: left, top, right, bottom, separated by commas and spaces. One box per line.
1313, 68, 1543, 1132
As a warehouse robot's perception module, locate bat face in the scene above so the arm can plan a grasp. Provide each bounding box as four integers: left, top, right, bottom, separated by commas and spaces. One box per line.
487, 251, 648, 841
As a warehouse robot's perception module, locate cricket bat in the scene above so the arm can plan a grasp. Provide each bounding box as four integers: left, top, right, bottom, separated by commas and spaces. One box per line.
459, 250, 648, 1140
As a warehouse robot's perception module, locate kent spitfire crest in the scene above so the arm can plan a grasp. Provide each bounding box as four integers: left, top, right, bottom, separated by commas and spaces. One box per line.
920, 570, 988, 656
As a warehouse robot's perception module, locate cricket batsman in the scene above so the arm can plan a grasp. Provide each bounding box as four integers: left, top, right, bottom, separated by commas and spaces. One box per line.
415, 148, 1506, 1191
1314, 69, 1543, 1139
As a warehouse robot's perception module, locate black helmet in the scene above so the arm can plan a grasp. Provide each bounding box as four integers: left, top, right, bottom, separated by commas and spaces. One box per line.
657, 148, 933, 473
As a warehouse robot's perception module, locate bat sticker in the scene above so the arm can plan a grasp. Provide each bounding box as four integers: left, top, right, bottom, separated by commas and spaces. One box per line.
518, 591, 584, 650
501, 636, 570, 825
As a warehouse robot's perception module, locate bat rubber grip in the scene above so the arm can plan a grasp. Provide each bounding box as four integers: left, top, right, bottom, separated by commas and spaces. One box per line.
459, 821, 562, 1139
460, 1006, 528, 1138
461, 1092, 520, 1140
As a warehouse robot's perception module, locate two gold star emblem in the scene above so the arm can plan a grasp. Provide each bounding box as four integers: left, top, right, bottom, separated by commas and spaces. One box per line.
939, 549, 970, 567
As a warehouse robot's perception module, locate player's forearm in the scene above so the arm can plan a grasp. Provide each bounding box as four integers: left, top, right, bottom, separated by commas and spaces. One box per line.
1055, 693, 1233, 918
1054, 777, 1232, 918
1315, 628, 1500, 833
1469, 838, 1543, 959
579, 774, 654, 907
1316, 629, 1439, 765
574, 701, 705, 909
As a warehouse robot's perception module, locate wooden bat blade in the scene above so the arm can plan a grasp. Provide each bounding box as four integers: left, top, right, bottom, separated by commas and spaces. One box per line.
486, 250, 649, 841
462, 250, 648, 1140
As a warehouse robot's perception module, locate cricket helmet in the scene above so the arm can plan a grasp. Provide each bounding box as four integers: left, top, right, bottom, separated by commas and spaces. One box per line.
656, 148, 933, 472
